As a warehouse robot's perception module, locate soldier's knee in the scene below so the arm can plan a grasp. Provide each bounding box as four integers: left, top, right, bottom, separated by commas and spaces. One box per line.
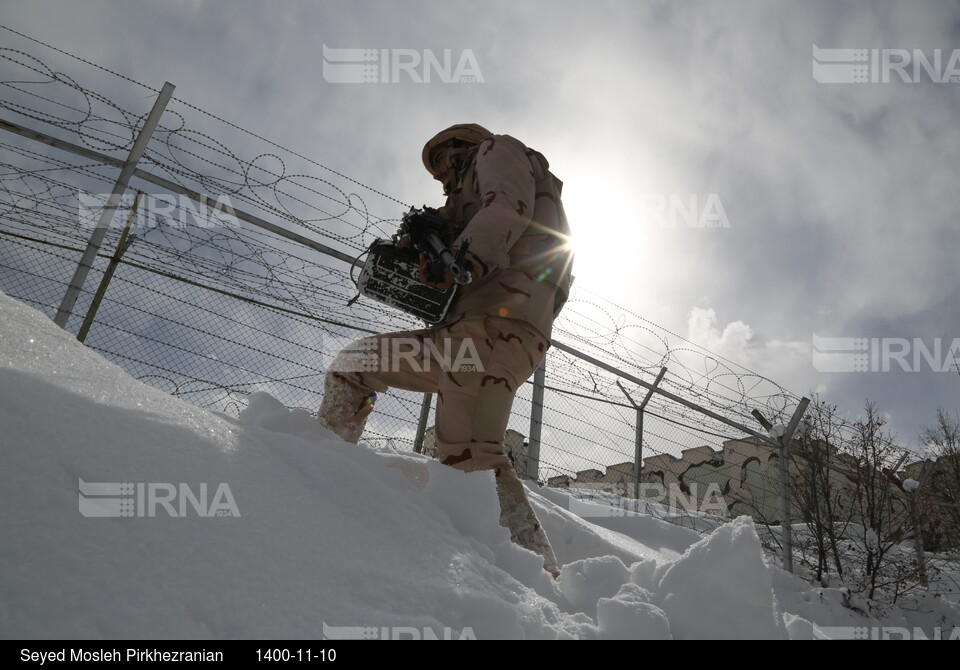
438, 440, 513, 473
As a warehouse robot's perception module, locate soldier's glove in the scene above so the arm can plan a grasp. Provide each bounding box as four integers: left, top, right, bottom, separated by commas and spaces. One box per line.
418, 253, 455, 289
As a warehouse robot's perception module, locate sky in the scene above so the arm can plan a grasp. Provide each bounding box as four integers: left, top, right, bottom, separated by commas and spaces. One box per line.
2, 0, 959, 448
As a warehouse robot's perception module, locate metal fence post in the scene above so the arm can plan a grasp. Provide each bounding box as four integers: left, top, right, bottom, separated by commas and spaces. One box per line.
777, 397, 811, 574
54, 81, 175, 328
777, 438, 793, 572
910, 460, 934, 587
528, 359, 546, 481
413, 393, 433, 454
76, 191, 142, 343
617, 367, 666, 498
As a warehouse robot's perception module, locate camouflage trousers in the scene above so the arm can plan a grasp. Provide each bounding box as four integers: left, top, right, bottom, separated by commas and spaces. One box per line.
316, 315, 560, 577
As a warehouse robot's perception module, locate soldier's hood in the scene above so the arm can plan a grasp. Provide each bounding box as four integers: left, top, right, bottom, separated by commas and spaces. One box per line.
421, 124, 493, 176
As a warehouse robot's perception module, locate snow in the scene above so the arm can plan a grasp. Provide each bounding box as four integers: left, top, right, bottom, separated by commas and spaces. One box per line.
1, 290, 958, 639
558, 556, 630, 617
657, 516, 786, 639
903, 478, 920, 492
596, 583, 671, 640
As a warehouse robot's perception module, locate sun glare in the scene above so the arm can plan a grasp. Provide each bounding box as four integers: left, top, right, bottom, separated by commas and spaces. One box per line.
561, 170, 647, 295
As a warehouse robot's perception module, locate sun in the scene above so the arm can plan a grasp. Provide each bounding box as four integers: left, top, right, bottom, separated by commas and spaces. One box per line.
559, 169, 648, 295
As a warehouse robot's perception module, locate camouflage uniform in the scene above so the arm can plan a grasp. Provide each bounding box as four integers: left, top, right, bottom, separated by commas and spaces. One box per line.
318, 124, 574, 577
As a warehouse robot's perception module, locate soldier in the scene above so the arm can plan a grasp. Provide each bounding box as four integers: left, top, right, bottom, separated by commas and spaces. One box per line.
317, 124, 574, 577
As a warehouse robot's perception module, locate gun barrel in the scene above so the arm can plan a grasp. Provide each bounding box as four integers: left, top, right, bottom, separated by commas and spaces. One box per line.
447, 260, 472, 285
403, 208, 473, 286
423, 231, 472, 285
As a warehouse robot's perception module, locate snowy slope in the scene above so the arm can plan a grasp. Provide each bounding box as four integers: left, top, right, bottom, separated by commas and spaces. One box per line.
1, 291, 956, 639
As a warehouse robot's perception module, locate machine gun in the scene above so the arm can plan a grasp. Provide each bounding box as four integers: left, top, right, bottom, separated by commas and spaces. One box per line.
352, 206, 472, 324
397, 206, 472, 286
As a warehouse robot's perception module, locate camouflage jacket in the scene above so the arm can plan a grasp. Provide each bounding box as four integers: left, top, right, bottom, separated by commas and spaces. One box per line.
438, 134, 573, 340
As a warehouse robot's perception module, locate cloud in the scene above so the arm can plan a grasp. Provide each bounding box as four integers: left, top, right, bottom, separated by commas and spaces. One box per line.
688, 307, 755, 362
684, 306, 827, 402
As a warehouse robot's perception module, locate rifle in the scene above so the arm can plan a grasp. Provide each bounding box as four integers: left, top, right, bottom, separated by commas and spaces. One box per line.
398, 206, 472, 286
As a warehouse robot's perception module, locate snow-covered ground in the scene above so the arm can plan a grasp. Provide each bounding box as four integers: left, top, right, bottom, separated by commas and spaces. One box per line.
1, 291, 958, 639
